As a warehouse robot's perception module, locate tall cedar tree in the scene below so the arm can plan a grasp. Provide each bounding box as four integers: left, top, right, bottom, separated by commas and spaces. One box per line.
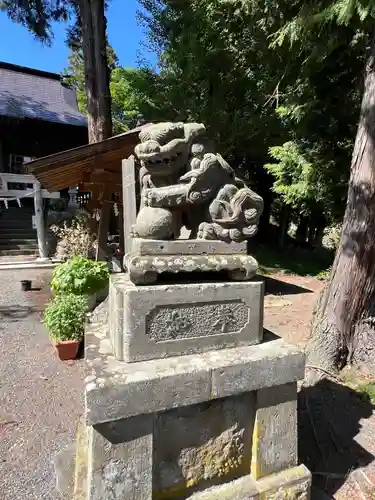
273, 1, 375, 376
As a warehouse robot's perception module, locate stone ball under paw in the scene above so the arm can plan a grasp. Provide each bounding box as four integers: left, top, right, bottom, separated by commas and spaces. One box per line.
133, 207, 174, 240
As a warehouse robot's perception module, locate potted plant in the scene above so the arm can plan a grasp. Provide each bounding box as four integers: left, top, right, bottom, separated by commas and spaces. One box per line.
51, 256, 110, 309
44, 293, 87, 360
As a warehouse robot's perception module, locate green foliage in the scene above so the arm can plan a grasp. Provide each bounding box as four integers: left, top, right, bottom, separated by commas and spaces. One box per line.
264, 142, 317, 210
7, 0, 375, 240
63, 47, 167, 133
44, 293, 87, 341
110, 67, 170, 129
138, 0, 288, 155
51, 256, 109, 296
63, 44, 119, 116
0, 0, 71, 44
253, 243, 333, 277
136, 0, 370, 230
322, 224, 342, 250
316, 266, 333, 281
62, 49, 87, 113
1, 1, 111, 47
357, 382, 375, 405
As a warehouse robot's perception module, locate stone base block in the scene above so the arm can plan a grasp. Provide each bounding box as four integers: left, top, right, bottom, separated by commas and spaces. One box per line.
75, 429, 310, 500
86, 321, 304, 426
125, 253, 258, 285
124, 238, 257, 285
79, 323, 310, 500
109, 274, 264, 362
187, 465, 311, 500
131, 238, 247, 256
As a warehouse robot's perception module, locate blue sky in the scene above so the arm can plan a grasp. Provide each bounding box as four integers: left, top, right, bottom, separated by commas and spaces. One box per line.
0, 0, 155, 73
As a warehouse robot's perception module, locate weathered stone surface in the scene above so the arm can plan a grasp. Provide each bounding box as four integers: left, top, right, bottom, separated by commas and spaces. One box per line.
133, 206, 176, 240
109, 275, 263, 362
54, 442, 76, 497
85, 321, 305, 426
147, 301, 249, 341
74, 417, 89, 500
108, 276, 124, 359
185, 465, 311, 500
209, 344, 305, 400
131, 238, 247, 255
251, 383, 298, 479
122, 156, 137, 257
153, 393, 255, 494
87, 415, 153, 500
256, 465, 311, 500
124, 252, 258, 285
131, 122, 264, 243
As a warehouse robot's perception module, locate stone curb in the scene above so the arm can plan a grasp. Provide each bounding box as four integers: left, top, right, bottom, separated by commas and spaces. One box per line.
0, 258, 62, 270
184, 464, 311, 499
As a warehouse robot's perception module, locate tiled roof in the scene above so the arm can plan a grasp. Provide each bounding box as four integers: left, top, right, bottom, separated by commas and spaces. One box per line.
0, 62, 87, 127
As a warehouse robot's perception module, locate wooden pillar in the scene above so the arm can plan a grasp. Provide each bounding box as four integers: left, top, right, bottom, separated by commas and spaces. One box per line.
122, 156, 137, 258
95, 199, 112, 261
33, 181, 49, 260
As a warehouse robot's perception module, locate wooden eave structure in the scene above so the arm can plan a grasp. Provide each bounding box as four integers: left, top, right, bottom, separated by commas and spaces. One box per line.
26, 125, 147, 194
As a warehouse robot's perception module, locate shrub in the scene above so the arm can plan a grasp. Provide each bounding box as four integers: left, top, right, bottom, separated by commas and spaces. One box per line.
44, 294, 87, 342
51, 256, 109, 296
316, 265, 332, 281
322, 224, 342, 251
50, 214, 97, 259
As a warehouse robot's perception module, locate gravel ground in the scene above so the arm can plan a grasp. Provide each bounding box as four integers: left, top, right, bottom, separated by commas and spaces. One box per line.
0, 270, 84, 500
1, 269, 374, 500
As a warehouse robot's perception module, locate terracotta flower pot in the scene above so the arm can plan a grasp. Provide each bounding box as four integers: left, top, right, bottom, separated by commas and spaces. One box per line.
54, 339, 81, 361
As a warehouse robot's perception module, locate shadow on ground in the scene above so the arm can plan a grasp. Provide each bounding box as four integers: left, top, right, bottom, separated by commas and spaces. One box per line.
0, 304, 37, 322
256, 274, 313, 295
299, 379, 374, 497
250, 242, 334, 277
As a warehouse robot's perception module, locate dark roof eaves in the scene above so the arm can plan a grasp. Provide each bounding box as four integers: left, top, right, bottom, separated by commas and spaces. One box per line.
26, 124, 148, 172
0, 61, 61, 81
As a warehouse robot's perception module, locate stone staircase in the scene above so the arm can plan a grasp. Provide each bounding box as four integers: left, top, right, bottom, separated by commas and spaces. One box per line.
0, 203, 38, 256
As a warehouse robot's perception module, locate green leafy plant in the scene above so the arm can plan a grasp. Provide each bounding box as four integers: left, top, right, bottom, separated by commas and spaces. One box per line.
44, 294, 87, 342
357, 382, 375, 406
316, 266, 332, 281
51, 256, 109, 296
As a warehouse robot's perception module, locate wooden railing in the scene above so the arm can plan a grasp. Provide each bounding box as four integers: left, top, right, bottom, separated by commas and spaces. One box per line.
0, 173, 60, 199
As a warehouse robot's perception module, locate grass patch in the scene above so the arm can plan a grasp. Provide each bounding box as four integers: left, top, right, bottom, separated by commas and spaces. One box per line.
316, 266, 332, 281
357, 382, 375, 405
250, 244, 334, 277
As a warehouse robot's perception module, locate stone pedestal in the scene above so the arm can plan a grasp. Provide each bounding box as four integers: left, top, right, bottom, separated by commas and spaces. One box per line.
109, 274, 264, 362
124, 238, 258, 285
72, 234, 312, 500
74, 290, 311, 499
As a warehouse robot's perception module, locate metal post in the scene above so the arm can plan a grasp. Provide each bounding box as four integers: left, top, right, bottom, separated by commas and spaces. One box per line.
33, 181, 49, 261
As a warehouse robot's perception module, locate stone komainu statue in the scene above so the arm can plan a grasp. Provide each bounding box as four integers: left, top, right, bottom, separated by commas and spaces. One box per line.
132, 122, 263, 242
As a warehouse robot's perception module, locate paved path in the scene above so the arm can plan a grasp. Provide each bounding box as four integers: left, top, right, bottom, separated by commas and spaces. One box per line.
0, 270, 84, 500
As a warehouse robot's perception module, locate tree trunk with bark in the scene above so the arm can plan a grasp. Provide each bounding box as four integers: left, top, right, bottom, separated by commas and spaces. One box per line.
307, 38, 375, 378
80, 0, 112, 143
278, 205, 290, 249
296, 216, 308, 244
